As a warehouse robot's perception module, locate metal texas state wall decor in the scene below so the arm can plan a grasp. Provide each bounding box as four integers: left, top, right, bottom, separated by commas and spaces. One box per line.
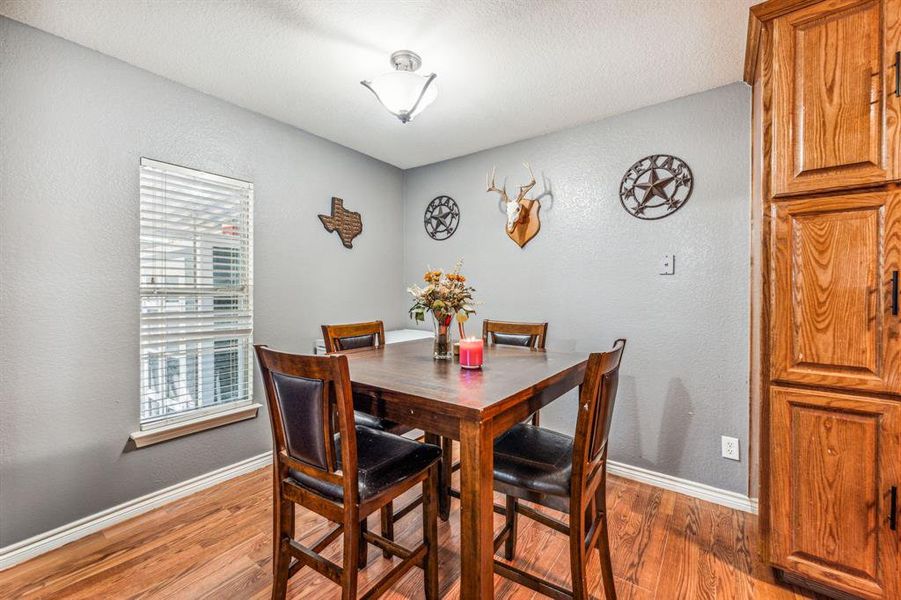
318, 197, 363, 248
619, 154, 693, 220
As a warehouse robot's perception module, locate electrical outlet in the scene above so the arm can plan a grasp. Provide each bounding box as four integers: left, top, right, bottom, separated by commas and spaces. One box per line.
721, 436, 740, 461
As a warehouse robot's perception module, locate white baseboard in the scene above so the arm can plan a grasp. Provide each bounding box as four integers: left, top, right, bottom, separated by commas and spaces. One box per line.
607, 460, 758, 514
0, 452, 756, 572
0, 451, 273, 571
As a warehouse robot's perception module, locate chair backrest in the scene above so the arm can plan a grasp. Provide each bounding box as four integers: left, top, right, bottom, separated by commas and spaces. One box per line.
571, 339, 626, 498
482, 320, 548, 349
254, 345, 358, 502
321, 321, 386, 353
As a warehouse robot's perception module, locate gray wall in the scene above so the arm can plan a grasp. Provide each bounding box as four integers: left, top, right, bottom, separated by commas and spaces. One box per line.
402, 83, 751, 493
0, 16, 751, 549
0, 18, 406, 546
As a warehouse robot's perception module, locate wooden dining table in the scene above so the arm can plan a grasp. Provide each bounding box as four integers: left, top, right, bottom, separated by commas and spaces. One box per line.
341, 338, 589, 599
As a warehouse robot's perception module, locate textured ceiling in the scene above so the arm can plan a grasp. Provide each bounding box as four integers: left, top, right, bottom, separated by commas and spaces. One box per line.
0, 0, 755, 168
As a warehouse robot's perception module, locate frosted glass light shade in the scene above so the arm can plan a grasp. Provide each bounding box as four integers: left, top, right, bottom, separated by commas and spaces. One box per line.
361, 50, 438, 124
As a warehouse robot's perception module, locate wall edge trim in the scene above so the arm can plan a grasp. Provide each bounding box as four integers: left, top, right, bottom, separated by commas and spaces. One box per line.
608, 459, 758, 514
0, 451, 273, 571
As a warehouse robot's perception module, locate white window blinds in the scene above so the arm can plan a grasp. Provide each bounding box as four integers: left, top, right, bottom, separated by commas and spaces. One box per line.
139, 158, 253, 429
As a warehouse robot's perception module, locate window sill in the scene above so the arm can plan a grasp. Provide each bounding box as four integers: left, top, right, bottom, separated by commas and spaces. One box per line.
130, 403, 262, 448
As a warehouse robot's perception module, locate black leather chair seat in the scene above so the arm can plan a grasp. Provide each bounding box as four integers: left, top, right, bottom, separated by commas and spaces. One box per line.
354, 410, 393, 431
493, 424, 573, 512
353, 392, 408, 433
289, 426, 441, 502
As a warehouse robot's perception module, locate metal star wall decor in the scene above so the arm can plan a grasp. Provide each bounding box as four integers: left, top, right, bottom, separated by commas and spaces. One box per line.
619, 154, 693, 220
423, 195, 460, 240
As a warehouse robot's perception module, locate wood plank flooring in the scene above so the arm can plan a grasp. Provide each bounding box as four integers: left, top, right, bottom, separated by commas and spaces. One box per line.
0, 466, 825, 599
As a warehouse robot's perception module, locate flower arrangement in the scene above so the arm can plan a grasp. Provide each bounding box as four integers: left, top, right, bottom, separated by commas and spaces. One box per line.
408, 259, 477, 359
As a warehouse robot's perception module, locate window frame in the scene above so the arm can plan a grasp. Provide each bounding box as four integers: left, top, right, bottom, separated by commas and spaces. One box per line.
136, 158, 255, 435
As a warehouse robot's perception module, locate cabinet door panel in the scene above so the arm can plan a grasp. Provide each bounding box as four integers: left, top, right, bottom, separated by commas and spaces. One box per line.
772, 0, 893, 194
772, 191, 901, 394
770, 386, 900, 599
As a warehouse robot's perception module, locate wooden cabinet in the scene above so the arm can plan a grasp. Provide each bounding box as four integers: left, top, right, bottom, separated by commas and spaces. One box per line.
770, 386, 900, 600
771, 190, 901, 394
749, 1, 901, 597
771, 0, 901, 195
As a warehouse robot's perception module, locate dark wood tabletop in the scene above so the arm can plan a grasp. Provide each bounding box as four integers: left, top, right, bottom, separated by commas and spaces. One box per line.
343, 338, 588, 422
340, 337, 589, 599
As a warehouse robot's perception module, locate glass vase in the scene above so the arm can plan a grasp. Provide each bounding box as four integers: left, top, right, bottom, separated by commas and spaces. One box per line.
432, 313, 454, 360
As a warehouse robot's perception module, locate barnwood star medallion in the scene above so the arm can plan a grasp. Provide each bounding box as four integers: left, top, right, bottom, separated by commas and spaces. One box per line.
424, 195, 460, 240
318, 197, 363, 248
620, 154, 693, 220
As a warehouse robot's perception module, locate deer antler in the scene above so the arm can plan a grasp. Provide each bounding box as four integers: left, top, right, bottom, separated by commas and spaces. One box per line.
486, 167, 510, 203
515, 163, 536, 202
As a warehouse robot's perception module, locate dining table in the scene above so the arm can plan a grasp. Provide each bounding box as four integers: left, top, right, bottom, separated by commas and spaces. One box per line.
341, 337, 589, 599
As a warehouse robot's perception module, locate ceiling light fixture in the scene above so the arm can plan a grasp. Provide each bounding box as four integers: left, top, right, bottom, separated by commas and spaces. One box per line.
361, 50, 437, 124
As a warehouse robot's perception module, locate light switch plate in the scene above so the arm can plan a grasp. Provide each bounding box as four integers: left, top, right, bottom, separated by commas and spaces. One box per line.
659, 254, 675, 275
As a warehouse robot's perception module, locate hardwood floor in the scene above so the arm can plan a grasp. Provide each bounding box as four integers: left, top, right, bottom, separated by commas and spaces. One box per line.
0, 466, 825, 599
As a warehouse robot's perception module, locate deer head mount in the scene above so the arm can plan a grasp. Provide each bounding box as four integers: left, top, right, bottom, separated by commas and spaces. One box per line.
486, 163, 541, 248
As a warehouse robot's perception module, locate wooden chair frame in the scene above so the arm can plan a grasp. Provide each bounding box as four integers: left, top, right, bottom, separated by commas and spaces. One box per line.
482, 319, 548, 426
255, 345, 439, 600
321, 321, 386, 353
322, 321, 453, 523
492, 339, 626, 600
443, 320, 552, 516
482, 319, 549, 350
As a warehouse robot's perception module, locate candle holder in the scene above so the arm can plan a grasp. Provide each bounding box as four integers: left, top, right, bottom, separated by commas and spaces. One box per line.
459, 337, 484, 369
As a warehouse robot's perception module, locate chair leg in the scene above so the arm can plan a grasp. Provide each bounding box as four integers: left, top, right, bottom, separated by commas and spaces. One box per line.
271, 538, 291, 600
380, 502, 394, 559
439, 436, 453, 521
569, 510, 589, 600
422, 464, 440, 600
271, 488, 293, 600
503, 495, 518, 561
342, 513, 360, 600
597, 513, 617, 600
358, 516, 369, 569
531, 411, 540, 426
594, 475, 616, 599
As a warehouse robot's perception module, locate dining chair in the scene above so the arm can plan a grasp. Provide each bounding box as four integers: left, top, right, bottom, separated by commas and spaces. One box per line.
321, 321, 404, 433
441, 319, 552, 520
255, 345, 441, 600
492, 339, 626, 600
482, 319, 548, 350
321, 320, 387, 353
322, 321, 449, 546
482, 319, 549, 425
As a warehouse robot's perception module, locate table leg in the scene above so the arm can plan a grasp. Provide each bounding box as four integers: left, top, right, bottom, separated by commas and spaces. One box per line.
459, 419, 494, 599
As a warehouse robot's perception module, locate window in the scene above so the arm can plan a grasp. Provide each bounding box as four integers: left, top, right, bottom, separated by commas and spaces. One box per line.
139, 158, 253, 430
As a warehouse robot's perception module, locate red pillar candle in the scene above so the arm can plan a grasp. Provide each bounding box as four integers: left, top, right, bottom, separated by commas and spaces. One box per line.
459, 337, 483, 369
